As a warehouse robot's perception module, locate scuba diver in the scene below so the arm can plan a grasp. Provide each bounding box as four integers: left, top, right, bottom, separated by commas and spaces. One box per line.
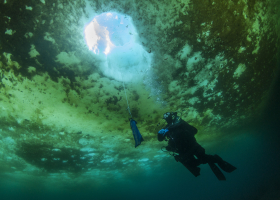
158, 112, 237, 180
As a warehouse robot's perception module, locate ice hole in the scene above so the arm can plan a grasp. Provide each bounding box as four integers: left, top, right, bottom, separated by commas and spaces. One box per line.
84, 12, 152, 82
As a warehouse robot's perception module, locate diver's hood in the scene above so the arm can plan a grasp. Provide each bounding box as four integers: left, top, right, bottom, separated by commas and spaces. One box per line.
163, 112, 180, 125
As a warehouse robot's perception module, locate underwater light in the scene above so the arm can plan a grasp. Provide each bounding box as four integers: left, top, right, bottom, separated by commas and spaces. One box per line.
84, 12, 152, 82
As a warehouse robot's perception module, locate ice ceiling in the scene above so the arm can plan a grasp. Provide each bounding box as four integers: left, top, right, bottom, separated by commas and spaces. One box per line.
0, 0, 279, 182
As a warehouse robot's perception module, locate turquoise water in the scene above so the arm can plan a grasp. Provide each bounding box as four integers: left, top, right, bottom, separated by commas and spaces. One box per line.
1, 127, 279, 200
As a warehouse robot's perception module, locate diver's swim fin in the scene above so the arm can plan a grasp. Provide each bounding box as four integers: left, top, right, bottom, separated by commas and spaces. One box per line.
214, 155, 237, 173
208, 162, 226, 181
130, 119, 144, 148
181, 161, 201, 177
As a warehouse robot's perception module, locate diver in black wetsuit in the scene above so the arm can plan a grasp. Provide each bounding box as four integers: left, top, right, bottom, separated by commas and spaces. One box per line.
158, 112, 237, 180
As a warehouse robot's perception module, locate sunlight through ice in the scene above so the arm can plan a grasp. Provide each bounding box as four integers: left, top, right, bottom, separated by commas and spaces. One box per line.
84, 12, 134, 55
84, 12, 152, 82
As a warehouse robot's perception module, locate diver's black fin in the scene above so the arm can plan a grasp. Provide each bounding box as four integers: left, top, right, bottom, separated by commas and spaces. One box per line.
214, 155, 237, 173
217, 161, 237, 173
208, 162, 226, 181
183, 163, 201, 177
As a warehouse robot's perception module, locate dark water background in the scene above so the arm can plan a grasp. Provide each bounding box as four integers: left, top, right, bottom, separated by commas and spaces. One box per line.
0, 68, 279, 200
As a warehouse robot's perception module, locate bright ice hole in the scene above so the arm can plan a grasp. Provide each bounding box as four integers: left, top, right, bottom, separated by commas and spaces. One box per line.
84, 12, 152, 82
84, 12, 135, 55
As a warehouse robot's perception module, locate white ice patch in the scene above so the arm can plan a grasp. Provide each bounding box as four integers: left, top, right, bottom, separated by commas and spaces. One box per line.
194, 68, 211, 86
25, 6, 32, 10
178, 44, 192, 60
186, 52, 202, 71
185, 108, 201, 122
23, 164, 39, 172
79, 138, 91, 146
80, 147, 96, 152
27, 66, 36, 73
252, 18, 260, 33
121, 158, 135, 164
168, 80, 181, 92
52, 148, 61, 152
59, 132, 65, 135
201, 109, 222, 125
8, 127, 15, 131
29, 44, 40, 58
199, 80, 208, 87
44, 32, 56, 44
87, 153, 97, 157
106, 150, 115, 154
252, 45, 260, 54
184, 86, 198, 95
233, 83, 239, 89
247, 35, 252, 42
202, 30, 210, 37
233, 63, 246, 78
24, 32, 33, 38
57, 3, 63, 9
56, 52, 81, 66
2, 53, 20, 69
3, 137, 15, 149
101, 155, 114, 163
40, 0, 45, 4
138, 158, 149, 162
238, 46, 246, 53
188, 97, 199, 105
203, 78, 218, 97
5, 29, 15, 35
87, 73, 100, 81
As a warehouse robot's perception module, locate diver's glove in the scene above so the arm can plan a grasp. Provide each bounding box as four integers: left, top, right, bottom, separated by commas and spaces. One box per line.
158, 129, 169, 135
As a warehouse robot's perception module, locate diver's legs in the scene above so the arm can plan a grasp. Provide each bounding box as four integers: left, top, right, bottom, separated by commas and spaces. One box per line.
208, 162, 226, 181
206, 154, 237, 173
193, 152, 227, 180
192, 145, 237, 173
213, 154, 237, 173
193, 144, 208, 164
174, 155, 201, 177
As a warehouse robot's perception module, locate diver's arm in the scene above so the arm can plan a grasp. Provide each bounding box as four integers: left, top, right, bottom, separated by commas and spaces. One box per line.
157, 128, 169, 141
158, 133, 165, 141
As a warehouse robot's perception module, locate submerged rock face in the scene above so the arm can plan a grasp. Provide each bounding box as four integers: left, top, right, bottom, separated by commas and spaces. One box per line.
0, 0, 279, 178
